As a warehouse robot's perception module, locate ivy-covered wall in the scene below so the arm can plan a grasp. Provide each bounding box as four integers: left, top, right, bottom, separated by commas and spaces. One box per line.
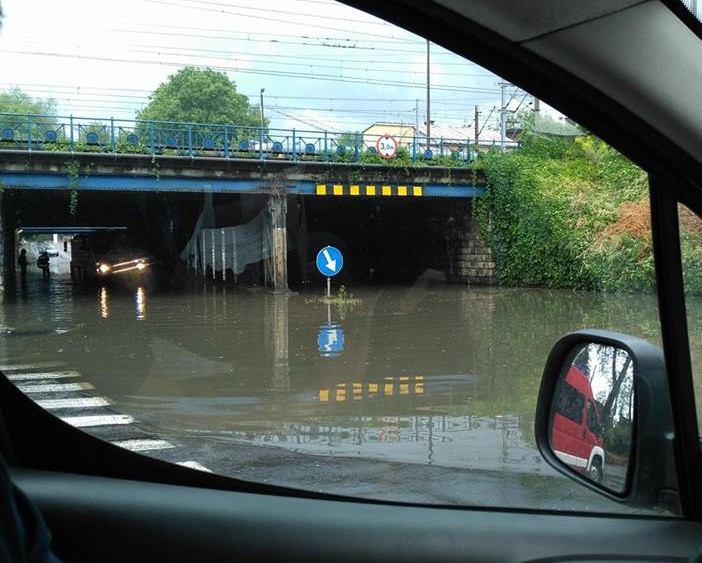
472, 131, 664, 292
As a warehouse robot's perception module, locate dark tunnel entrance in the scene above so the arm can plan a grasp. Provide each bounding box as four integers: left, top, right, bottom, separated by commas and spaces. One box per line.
290, 196, 472, 289
6, 189, 478, 291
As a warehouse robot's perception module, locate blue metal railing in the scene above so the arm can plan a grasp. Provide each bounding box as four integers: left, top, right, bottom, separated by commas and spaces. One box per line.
0, 112, 506, 164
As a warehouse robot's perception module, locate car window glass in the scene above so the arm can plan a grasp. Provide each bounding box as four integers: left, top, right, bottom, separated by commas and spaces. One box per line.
678, 202, 702, 438
0, 0, 669, 515
587, 400, 602, 435
555, 380, 584, 424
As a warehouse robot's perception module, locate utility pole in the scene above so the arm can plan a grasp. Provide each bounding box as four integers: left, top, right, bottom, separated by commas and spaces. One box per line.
474, 105, 479, 147
499, 82, 508, 151
426, 39, 431, 152
259, 88, 265, 131
415, 98, 419, 159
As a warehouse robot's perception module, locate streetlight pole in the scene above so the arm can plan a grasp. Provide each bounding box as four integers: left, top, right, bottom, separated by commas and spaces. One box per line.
259, 88, 265, 131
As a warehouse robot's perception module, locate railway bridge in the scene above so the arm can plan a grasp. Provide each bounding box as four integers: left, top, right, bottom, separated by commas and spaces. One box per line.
0, 113, 495, 291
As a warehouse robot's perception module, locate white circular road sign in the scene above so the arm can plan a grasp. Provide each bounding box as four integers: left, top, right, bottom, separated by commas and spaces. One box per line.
376, 134, 398, 159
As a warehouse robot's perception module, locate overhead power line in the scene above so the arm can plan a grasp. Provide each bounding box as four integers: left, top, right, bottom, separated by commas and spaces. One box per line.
0, 49, 499, 93
174, 0, 394, 27
144, 0, 412, 41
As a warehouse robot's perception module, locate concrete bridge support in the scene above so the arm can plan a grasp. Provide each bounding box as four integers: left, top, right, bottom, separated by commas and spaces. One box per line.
265, 192, 289, 292
0, 193, 17, 294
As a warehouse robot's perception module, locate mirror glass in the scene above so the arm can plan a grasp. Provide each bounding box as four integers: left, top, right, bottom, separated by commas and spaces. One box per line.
549, 343, 634, 493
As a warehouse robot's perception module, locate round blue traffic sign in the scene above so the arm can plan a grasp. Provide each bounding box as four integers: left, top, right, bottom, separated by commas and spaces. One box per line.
316, 246, 343, 277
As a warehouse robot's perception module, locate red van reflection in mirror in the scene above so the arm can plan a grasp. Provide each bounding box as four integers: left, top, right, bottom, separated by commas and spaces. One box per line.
549, 343, 634, 492
552, 362, 606, 483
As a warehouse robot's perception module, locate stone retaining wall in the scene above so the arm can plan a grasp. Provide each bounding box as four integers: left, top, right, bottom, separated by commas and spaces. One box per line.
445, 216, 495, 285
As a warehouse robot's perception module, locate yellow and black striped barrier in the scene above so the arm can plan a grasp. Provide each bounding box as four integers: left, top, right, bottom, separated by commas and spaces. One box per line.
318, 376, 425, 402
315, 184, 423, 197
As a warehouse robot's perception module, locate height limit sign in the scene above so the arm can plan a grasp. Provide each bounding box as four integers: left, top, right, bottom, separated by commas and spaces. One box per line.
376, 134, 398, 159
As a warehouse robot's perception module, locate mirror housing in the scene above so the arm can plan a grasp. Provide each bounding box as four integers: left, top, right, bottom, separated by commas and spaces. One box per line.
535, 330, 678, 512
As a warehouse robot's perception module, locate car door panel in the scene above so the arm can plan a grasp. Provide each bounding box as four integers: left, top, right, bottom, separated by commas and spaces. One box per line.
12, 469, 702, 563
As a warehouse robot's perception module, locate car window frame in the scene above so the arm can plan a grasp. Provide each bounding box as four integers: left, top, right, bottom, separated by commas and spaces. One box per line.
649, 175, 702, 519
1, 0, 702, 524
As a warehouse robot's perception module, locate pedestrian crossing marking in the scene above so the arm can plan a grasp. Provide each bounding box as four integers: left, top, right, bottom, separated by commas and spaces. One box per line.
8, 371, 81, 381
36, 397, 110, 409
62, 414, 133, 428
177, 461, 212, 473
18, 382, 94, 393
112, 439, 175, 452
0, 362, 64, 371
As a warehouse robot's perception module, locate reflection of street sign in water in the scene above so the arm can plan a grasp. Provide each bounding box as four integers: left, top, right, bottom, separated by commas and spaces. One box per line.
316, 246, 343, 277
318, 323, 345, 358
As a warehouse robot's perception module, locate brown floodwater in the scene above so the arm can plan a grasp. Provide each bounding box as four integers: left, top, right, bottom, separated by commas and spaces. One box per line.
0, 273, 669, 511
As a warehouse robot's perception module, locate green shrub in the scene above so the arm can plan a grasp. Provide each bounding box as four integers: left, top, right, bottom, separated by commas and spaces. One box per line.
474, 133, 650, 291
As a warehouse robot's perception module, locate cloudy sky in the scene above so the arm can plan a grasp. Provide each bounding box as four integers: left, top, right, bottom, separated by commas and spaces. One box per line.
0, 0, 545, 133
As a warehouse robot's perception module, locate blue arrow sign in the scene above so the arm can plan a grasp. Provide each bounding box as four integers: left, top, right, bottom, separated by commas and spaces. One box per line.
316, 245, 343, 277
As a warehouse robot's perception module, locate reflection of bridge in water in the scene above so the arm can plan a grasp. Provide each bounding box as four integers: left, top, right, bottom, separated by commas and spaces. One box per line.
229, 413, 539, 474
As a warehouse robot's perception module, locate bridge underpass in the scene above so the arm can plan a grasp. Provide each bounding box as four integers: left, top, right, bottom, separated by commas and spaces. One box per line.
294, 195, 475, 287
0, 150, 490, 292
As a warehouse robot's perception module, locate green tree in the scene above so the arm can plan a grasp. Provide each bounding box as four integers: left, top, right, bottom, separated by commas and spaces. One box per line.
336, 131, 361, 147
136, 67, 261, 128
0, 87, 56, 116
0, 88, 58, 144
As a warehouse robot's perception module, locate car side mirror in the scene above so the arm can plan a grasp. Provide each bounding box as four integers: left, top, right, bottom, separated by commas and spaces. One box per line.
535, 330, 679, 512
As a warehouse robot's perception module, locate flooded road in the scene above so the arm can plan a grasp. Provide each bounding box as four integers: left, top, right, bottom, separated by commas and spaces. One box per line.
1, 273, 666, 511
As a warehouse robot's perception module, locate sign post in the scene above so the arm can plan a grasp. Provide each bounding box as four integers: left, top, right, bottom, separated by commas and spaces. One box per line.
315, 245, 344, 298
315, 246, 346, 358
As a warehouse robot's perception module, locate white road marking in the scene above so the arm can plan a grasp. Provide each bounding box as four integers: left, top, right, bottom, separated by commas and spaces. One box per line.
62, 414, 134, 428
8, 371, 81, 381
18, 382, 94, 393
0, 362, 64, 371
112, 439, 175, 452
177, 461, 212, 472
36, 397, 110, 410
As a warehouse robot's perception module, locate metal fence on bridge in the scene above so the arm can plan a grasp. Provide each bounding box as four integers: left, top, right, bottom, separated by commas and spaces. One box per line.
0, 112, 514, 164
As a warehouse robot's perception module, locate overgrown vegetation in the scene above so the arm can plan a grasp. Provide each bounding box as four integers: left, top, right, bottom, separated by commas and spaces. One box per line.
473, 115, 667, 293
320, 284, 361, 305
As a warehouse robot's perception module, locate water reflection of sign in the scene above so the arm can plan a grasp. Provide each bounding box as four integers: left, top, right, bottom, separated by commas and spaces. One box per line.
316, 246, 343, 277
317, 323, 345, 357
380, 416, 400, 442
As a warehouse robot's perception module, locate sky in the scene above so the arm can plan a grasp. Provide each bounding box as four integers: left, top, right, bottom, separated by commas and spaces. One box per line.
0, 0, 556, 134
